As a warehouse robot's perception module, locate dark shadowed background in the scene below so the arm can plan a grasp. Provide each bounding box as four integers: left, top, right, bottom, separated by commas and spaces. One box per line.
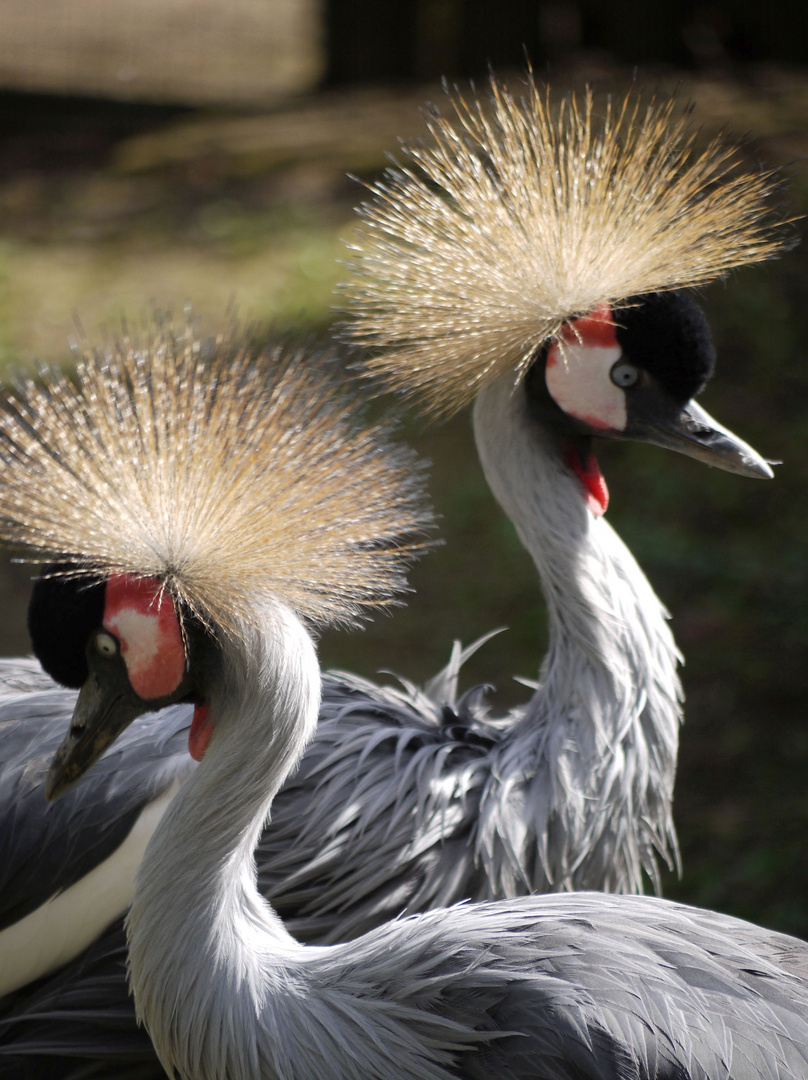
0, 0, 806, 935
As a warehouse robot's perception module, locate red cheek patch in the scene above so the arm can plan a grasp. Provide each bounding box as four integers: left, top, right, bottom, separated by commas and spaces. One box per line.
103, 575, 186, 700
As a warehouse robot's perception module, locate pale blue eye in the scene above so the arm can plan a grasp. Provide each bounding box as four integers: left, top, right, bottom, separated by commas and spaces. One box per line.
610, 360, 639, 388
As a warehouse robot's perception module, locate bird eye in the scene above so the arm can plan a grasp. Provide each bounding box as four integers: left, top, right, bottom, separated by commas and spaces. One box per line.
94, 631, 119, 658
610, 360, 639, 388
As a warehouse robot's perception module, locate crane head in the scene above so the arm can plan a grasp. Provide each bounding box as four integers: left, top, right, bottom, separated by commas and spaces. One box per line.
30, 568, 212, 800
525, 288, 772, 506
342, 78, 790, 418
0, 324, 433, 800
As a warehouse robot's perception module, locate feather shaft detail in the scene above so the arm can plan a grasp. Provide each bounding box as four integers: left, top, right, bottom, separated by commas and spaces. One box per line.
342, 78, 788, 414
0, 322, 433, 637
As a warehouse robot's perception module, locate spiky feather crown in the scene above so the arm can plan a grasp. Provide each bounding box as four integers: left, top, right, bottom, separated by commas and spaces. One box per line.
0, 322, 432, 637
342, 78, 788, 414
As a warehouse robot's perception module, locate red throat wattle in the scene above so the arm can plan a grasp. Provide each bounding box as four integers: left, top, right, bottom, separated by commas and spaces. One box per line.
103, 575, 186, 700
566, 444, 609, 516
189, 703, 214, 761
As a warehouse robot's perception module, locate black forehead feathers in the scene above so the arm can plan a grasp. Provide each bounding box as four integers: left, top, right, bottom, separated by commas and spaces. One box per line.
27, 563, 106, 689
614, 290, 716, 405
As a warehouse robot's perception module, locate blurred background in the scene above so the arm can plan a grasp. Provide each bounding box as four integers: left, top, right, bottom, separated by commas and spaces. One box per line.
0, 1, 806, 934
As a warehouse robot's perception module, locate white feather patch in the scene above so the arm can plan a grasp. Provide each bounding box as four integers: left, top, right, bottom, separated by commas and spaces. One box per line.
545, 342, 627, 432
0, 780, 181, 996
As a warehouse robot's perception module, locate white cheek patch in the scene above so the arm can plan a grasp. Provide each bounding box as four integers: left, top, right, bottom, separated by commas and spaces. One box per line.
545, 341, 628, 432
103, 576, 186, 700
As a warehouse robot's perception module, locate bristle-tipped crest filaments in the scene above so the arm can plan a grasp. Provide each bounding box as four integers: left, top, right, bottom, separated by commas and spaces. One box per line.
342, 78, 788, 414
0, 324, 432, 636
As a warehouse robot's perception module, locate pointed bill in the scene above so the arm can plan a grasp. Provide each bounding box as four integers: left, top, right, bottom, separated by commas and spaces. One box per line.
638, 400, 773, 479
45, 674, 150, 801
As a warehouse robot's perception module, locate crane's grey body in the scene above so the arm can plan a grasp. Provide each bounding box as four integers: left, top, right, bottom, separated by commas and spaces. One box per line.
0, 665, 193, 989
1, 371, 682, 1074
0, 664, 193, 1077
1, 82, 791, 1076
258, 373, 681, 945
124, 600, 808, 1080
1, 286, 801, 1077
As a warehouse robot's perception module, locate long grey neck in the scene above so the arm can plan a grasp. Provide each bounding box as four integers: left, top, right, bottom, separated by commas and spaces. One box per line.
472, 373, 682, 892
127, 602, 321, 1079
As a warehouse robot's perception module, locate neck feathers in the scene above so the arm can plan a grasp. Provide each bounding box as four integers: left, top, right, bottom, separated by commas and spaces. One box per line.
472, 375, 681, 892
127, 601, 319, 1078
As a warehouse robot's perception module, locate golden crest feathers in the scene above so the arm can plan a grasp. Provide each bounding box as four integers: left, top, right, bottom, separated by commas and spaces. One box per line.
341, 77, 788, 414
0, 321, 432, 635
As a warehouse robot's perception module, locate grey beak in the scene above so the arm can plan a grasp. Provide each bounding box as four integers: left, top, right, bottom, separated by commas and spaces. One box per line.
45, 674, 147, 801
636, 399, 774, 479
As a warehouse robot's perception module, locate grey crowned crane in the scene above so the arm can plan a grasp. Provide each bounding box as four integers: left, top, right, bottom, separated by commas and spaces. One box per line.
8, 309, 808, 1080
339, 80, 787, 892
0, 82, 786, 1075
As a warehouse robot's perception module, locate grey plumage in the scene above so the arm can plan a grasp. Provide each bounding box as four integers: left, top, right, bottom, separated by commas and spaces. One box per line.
1, 642, 514, 1076
0, 917, 157, 1080
8, 892, 808, 1080
0, 665, 192, 1078
0, 326, 697, 1071
0, 77, 790, 1074
75, 596, 808, 1080
0, 671, 192, 937
6, 319, 808, 1080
